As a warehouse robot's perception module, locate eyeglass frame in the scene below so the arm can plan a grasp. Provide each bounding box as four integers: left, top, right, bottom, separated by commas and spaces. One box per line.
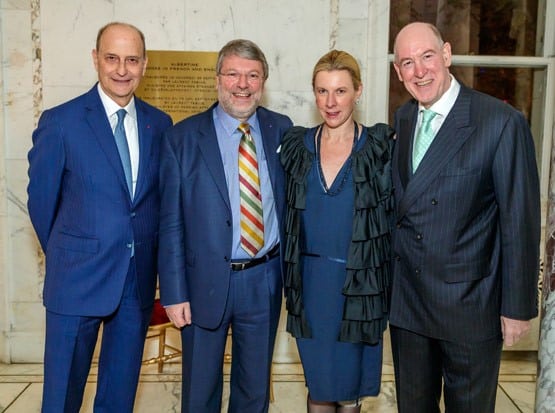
218, 71, 264, 84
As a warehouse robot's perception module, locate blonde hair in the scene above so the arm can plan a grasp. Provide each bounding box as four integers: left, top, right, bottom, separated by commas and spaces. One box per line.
312, 50, 361, 90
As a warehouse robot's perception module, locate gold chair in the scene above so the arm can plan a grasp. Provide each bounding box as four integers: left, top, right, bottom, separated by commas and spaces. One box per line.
143, 298, 181, 373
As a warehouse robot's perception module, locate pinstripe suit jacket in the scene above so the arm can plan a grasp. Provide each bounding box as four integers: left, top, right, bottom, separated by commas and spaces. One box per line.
389, 85, 540, 343
27, 85, 172, 316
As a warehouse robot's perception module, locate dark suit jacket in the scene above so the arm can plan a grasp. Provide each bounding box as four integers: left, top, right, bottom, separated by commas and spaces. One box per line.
390, 85, 540, 343
27, 85, 172, 316
158, 103, 292, 329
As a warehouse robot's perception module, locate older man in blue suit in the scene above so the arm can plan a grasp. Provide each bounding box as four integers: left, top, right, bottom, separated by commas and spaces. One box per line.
158, 39, 292, 413
389, 22, 540, 413
27, 22, 172, 413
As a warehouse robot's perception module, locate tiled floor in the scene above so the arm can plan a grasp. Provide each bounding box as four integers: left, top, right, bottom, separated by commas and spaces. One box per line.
0, 350, 537, 412
0, 323, 538, 413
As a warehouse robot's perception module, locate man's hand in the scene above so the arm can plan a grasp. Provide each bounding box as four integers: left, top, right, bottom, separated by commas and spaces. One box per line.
500, 316, 531, 347
165, 302, 192, 328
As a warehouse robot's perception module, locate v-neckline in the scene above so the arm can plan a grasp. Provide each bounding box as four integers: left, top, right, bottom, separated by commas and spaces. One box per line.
314, 123, 359, 196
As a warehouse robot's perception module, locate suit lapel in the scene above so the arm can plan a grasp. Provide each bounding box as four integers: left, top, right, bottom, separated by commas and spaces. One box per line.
257, 108, 279, 194
197, 109, 232, 211
134, 99, 153, 202
85, 88, 131, 200
397, 104, 418, 190
398, 87, 476, 218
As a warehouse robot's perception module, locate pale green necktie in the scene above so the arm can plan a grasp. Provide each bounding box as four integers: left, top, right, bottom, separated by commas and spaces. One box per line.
412, 109, 437, 172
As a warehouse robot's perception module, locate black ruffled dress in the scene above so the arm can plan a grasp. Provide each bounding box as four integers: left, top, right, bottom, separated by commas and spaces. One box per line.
280, 123, 394, 401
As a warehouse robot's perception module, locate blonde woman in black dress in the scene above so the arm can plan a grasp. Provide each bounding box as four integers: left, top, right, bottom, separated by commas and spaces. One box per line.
280, 50, 394, 412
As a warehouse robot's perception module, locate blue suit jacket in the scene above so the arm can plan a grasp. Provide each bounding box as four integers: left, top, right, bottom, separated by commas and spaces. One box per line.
27, 85, 172, 316
158, 104, 292, 329
390, 85, 540, 342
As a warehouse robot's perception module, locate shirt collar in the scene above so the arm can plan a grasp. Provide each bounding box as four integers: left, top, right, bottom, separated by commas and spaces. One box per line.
214, 103, 259, 136
96, 83, 137, 119
420, 74, 460, 118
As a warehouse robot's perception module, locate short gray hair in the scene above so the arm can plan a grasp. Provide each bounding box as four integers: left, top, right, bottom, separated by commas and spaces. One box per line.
216, 39, 269, 80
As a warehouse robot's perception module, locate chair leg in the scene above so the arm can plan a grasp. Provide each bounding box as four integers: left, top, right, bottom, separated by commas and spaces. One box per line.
158, 327, 167, 373
269, 363, 275, 403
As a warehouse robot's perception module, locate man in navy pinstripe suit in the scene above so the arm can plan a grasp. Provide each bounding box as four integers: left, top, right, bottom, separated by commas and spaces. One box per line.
27, 23, 172, 412
389, 22, 540, 413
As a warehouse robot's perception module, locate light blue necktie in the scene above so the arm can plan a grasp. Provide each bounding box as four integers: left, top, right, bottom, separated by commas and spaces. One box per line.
114, 109, 133, 196
412, 109, 437, 172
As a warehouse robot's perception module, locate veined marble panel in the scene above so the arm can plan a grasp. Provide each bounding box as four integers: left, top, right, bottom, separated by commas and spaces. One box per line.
10, 302, 44, 334
39, 0, 113, 88
264, 90, 317, 127
0, 0, 29, 10
6, 159, 43, 305
40, 85, 92, 110
7, 227, 42, 304
338, 0, 369, 19
7, 332, 44, 363
336, 18, 368, 65
113, 0, 186, 51
3, 10, 34, 160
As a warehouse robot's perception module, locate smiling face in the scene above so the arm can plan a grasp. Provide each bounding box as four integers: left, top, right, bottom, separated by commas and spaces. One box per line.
216, 54, 265, 122
92, 24, 147, 107
393, 22, 452, 108
313, 69, 362, 130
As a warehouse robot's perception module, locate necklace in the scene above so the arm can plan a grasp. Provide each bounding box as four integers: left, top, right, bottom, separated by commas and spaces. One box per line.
315, 122, 359, 196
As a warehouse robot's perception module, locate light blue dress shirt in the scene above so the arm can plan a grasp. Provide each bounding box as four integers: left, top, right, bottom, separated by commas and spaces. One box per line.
213, 104, 279, 260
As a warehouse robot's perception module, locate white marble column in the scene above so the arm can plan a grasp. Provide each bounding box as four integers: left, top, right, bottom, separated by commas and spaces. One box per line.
536, 0, 555, 409
536, 181, 555, 410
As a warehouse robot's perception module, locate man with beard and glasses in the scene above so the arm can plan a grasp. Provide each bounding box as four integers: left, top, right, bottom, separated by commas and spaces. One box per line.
158, 39, 292, 413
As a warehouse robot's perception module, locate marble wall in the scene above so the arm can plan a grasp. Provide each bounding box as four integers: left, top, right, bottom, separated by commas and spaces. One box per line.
1, 0, 552, 372
0, 0, 391, 363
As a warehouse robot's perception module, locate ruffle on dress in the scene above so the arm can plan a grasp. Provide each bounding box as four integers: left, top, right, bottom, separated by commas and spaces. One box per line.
280, 123, 395, 345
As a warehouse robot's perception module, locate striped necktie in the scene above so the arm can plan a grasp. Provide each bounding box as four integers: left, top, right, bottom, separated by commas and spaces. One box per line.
238, 122, 264, 257
412, 109, 437, 172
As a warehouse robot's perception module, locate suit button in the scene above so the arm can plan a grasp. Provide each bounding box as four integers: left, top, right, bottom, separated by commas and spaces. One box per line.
224, 256, 229, 261
431, 199, 438, 205
416, 233, 423, 240
131, 212, 136, 217
396, 222, 402, 228
226, 220, 232, 227
415, 269, 421, 275
395, 255, 401, 261
126, 243, 133, 249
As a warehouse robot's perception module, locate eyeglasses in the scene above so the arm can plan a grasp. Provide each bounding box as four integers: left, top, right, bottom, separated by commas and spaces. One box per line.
218, 71, 263, 84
